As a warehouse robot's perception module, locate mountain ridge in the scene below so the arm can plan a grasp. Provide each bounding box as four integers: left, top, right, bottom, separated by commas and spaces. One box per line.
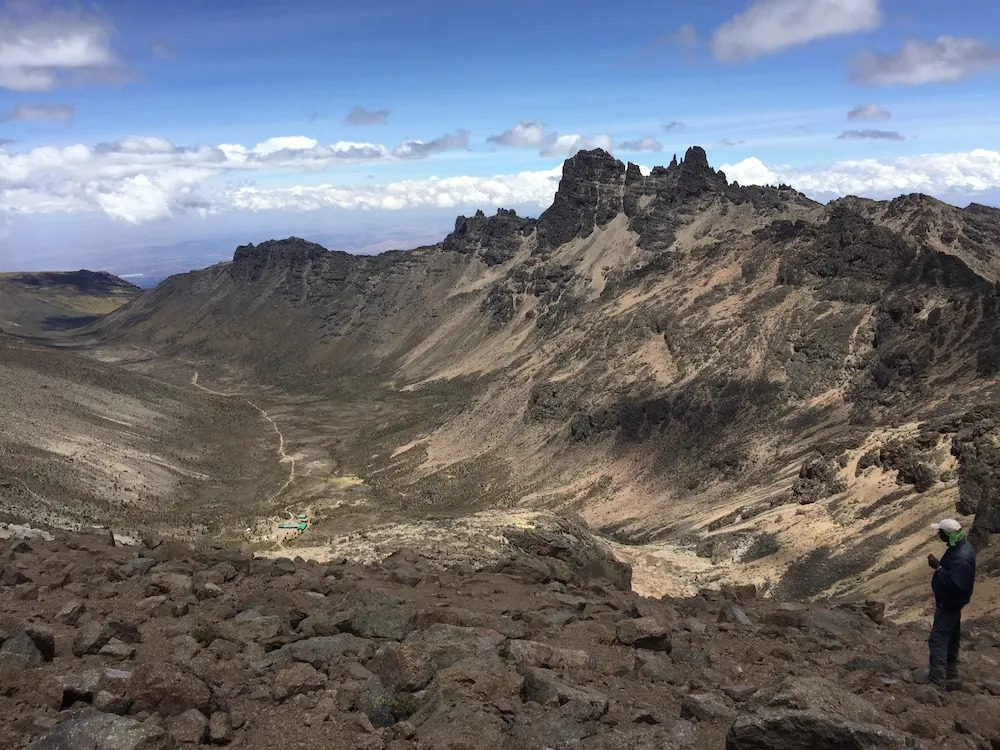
11, 145, 1000, 617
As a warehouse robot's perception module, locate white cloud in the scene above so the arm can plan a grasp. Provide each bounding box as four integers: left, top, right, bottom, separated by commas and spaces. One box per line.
487, 120, 549, 148
851, 36, 1000, 85
0, 2, 121, 90
0, 131, 476, 223
721, 157, 779, 186
847, 103, 890, 120
712, 0, 881, 62
488, 120, 611, 158
394, 130, 470, 160
227, 167, 564, 213
618, 137, 663, 153
722, 149, 1000, 200
540, 134, 613, 158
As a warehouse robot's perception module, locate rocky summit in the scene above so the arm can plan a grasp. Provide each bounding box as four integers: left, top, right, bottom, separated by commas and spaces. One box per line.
3, 525, 1000, 750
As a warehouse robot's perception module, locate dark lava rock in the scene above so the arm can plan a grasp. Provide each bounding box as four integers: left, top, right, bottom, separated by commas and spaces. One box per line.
0, 632, 44, 669
725, 710, 913, 749
537, 149, 625, 249
128, 661, 213, 717
27, 711, 176, 750
443, 208, 535, 266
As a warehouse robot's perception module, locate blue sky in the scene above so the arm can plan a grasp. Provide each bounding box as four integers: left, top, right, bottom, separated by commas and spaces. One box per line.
2, 0, 1000, 277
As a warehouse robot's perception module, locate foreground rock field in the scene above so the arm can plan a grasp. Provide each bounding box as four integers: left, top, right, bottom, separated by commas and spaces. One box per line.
3, 524, 1000, 749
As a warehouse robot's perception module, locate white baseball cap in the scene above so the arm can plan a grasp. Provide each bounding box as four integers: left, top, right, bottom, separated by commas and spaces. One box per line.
931, 519, 962, 533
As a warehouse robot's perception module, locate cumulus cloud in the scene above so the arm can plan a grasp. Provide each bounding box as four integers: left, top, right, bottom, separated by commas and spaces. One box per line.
0, 130, 474, 223
721, 149, 1000, 201
712, 0, 881, 63
395, 130, 469, 159
851, 36, 1000, 85
847, 103, 890, 120
488, 120, 611, 158
0, 103, 74, 122
0, 2, 122, 90
540, 134, 614, 158
618, 137, 663, 152
487, 120, 549, 147
837, 129, 904, 141
227, 166, 564, 213
662, 121, 686, 132
346, 106, 390, 125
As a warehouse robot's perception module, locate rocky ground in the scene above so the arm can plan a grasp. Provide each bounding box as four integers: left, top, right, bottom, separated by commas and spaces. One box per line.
3, 522, 1000, 750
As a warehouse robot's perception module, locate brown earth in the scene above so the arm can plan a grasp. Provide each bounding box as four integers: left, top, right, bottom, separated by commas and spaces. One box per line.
3, 525, 1000, 749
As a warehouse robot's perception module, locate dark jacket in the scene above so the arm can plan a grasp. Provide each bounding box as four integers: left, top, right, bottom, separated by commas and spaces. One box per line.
932, 538, 976, 610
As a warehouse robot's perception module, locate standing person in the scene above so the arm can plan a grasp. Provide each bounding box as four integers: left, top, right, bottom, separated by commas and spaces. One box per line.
926, 518, 976, 689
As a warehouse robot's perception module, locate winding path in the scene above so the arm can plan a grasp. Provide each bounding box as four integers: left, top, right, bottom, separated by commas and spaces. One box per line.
131, 345, 297, 504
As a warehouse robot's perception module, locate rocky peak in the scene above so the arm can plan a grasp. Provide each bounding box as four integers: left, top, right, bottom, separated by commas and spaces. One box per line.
680, 146, 710, 170
536, 149, 626, 249
442, 208, 536, 267
230, 237, 330, 282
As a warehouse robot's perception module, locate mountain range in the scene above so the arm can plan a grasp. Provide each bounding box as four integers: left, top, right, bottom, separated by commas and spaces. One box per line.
5, 146, 1000, 619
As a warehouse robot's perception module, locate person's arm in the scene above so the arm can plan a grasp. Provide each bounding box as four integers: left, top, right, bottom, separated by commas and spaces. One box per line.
936, 558, 974, 594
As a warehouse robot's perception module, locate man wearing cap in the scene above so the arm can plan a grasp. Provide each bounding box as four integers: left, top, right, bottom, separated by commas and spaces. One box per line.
927, 518, 977, 688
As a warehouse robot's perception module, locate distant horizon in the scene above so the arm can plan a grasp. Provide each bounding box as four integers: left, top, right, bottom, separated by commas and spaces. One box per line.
3, 142, 999, 286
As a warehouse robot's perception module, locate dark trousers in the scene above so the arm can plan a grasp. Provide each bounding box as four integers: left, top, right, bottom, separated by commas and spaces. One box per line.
928, 605, 962, 684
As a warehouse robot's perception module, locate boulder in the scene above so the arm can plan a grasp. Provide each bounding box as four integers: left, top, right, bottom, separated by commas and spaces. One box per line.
128, 661, 213, 717
347, 594, 416, 640
217, 611, 284, 644
616, 617, 672, 652
73, 621, 115, 656
504, 639, 591, 670
764, 603, 808, 628
0, 632, 45, 669
725, 710, 914, 749
168, 709, 208, 744
373, 643, 436, 692
718, 603, 751, 626
521, 666, 609, 720
681, 693, 737, 722
502, 518, 632, 591
280, 633, 372, 668
767, 676, 882, 724
56, 600, 86, 626
404, 624, 504, 670
28, 712, 176, 750
274, 662, 326, 700
208, 712, 232, 745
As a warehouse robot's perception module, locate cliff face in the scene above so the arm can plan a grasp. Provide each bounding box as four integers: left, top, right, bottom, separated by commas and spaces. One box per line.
84, 146, 1000, 610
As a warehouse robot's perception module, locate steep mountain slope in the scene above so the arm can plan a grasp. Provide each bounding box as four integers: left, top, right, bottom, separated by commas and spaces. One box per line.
0, 271, 140, 337
89, 147, 1000, 614
0, 334, 289, 533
